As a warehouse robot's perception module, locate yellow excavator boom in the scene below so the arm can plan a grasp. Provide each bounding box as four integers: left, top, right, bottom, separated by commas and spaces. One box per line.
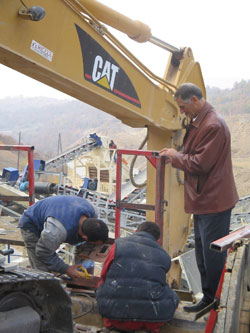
0, 0, 205, 286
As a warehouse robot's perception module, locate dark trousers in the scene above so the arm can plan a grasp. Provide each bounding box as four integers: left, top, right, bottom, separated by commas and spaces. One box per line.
194, 208, 231, 303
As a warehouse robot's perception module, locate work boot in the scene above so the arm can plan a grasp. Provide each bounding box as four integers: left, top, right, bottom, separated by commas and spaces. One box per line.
183, 299, 212, 313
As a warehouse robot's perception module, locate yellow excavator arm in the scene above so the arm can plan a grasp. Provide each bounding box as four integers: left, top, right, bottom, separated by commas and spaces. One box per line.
0, 0, 205, 287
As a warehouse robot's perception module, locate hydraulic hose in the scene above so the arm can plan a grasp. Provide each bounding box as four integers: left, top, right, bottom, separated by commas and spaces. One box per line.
129, 131, 148, 188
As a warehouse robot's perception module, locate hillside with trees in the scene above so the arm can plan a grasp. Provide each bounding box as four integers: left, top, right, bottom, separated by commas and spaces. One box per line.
207, 80, 250, 115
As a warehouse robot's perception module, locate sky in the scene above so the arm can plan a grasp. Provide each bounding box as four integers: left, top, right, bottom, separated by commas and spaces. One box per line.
1, 0, 249, 99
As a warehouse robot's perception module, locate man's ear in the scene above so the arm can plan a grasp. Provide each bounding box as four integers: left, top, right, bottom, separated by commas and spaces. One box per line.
81, 235, 88, 241
191, 95, 201, 105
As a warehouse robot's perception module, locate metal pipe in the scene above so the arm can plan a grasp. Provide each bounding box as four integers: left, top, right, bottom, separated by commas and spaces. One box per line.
79, 0, 180, 52
210, 225, 250, 252
79, 0, 151, 42
149, 36, 181, 54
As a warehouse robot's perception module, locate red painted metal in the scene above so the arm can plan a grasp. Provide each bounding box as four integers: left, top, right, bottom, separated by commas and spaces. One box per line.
115, 151, 122, 238
0, 144, 35, 206
115, 149, 166, 239
145, 156, 157, 168
0, 145, 34, 151
205, 249, 233, 332
155, 156, 166, 245
205, 226, 250, 329
205, 226, 250, 330
114, 149, 157, 157
28, 149, 35, 205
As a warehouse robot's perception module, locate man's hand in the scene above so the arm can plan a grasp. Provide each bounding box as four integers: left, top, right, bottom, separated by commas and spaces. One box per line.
159, 148, 178, 163
66, 264, 85, 279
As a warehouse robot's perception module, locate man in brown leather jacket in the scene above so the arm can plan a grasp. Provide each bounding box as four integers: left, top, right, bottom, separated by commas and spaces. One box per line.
160, 83, 238, 313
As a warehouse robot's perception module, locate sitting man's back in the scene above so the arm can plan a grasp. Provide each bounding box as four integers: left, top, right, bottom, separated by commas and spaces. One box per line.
96, 221, 179, 331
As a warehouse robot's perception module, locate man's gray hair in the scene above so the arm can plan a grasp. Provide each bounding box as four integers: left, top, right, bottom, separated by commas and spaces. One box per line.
174, 83, 203, 102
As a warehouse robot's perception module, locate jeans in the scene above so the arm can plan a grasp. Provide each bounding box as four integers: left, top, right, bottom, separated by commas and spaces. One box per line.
193, 208, 232, 302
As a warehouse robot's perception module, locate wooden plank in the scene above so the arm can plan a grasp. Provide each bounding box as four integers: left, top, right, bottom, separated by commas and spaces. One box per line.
241, 292, 250, 311
225, 258, 241, 332
215, 308, 226, 333
240, 309, 250, 325
224, 246, 246, 332
0, 217, 24, 246
225, 250, 236, 271
239, 291, 250, 333
235, 246, 245, 260
174, 289, 193, 302
0, 195, 29, 202
215, 249, 236, 332
160, 302, 206, 332
220, 272, 231, 308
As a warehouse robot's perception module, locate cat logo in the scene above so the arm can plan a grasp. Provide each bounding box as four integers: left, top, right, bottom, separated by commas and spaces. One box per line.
76, 24, 141, 108
92, 55, 119, 91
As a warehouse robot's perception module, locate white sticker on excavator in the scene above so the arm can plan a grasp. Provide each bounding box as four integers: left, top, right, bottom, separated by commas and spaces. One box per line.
30, 40, 53, 62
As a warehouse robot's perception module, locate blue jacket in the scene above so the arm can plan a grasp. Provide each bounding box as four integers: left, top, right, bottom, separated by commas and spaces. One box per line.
96, 231, 179, 322
18, 195, 95, 244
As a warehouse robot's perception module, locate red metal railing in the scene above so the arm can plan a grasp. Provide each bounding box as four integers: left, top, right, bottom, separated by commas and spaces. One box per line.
115, 149, 166, 245
0, 145, 35, 205
205, 224, 250, 330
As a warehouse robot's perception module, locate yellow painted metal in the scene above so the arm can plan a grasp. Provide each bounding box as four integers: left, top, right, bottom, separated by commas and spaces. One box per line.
77, 0, 152, 42
0, 0, 180, 129
146, 125, 191, 287
0, 0, 205, 286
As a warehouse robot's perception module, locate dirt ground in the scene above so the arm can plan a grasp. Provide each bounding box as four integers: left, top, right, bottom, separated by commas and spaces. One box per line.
226, 114, 250, 198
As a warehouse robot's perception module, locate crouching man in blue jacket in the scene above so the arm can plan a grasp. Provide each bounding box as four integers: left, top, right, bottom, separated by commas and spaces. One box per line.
18, 195, 109, 279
